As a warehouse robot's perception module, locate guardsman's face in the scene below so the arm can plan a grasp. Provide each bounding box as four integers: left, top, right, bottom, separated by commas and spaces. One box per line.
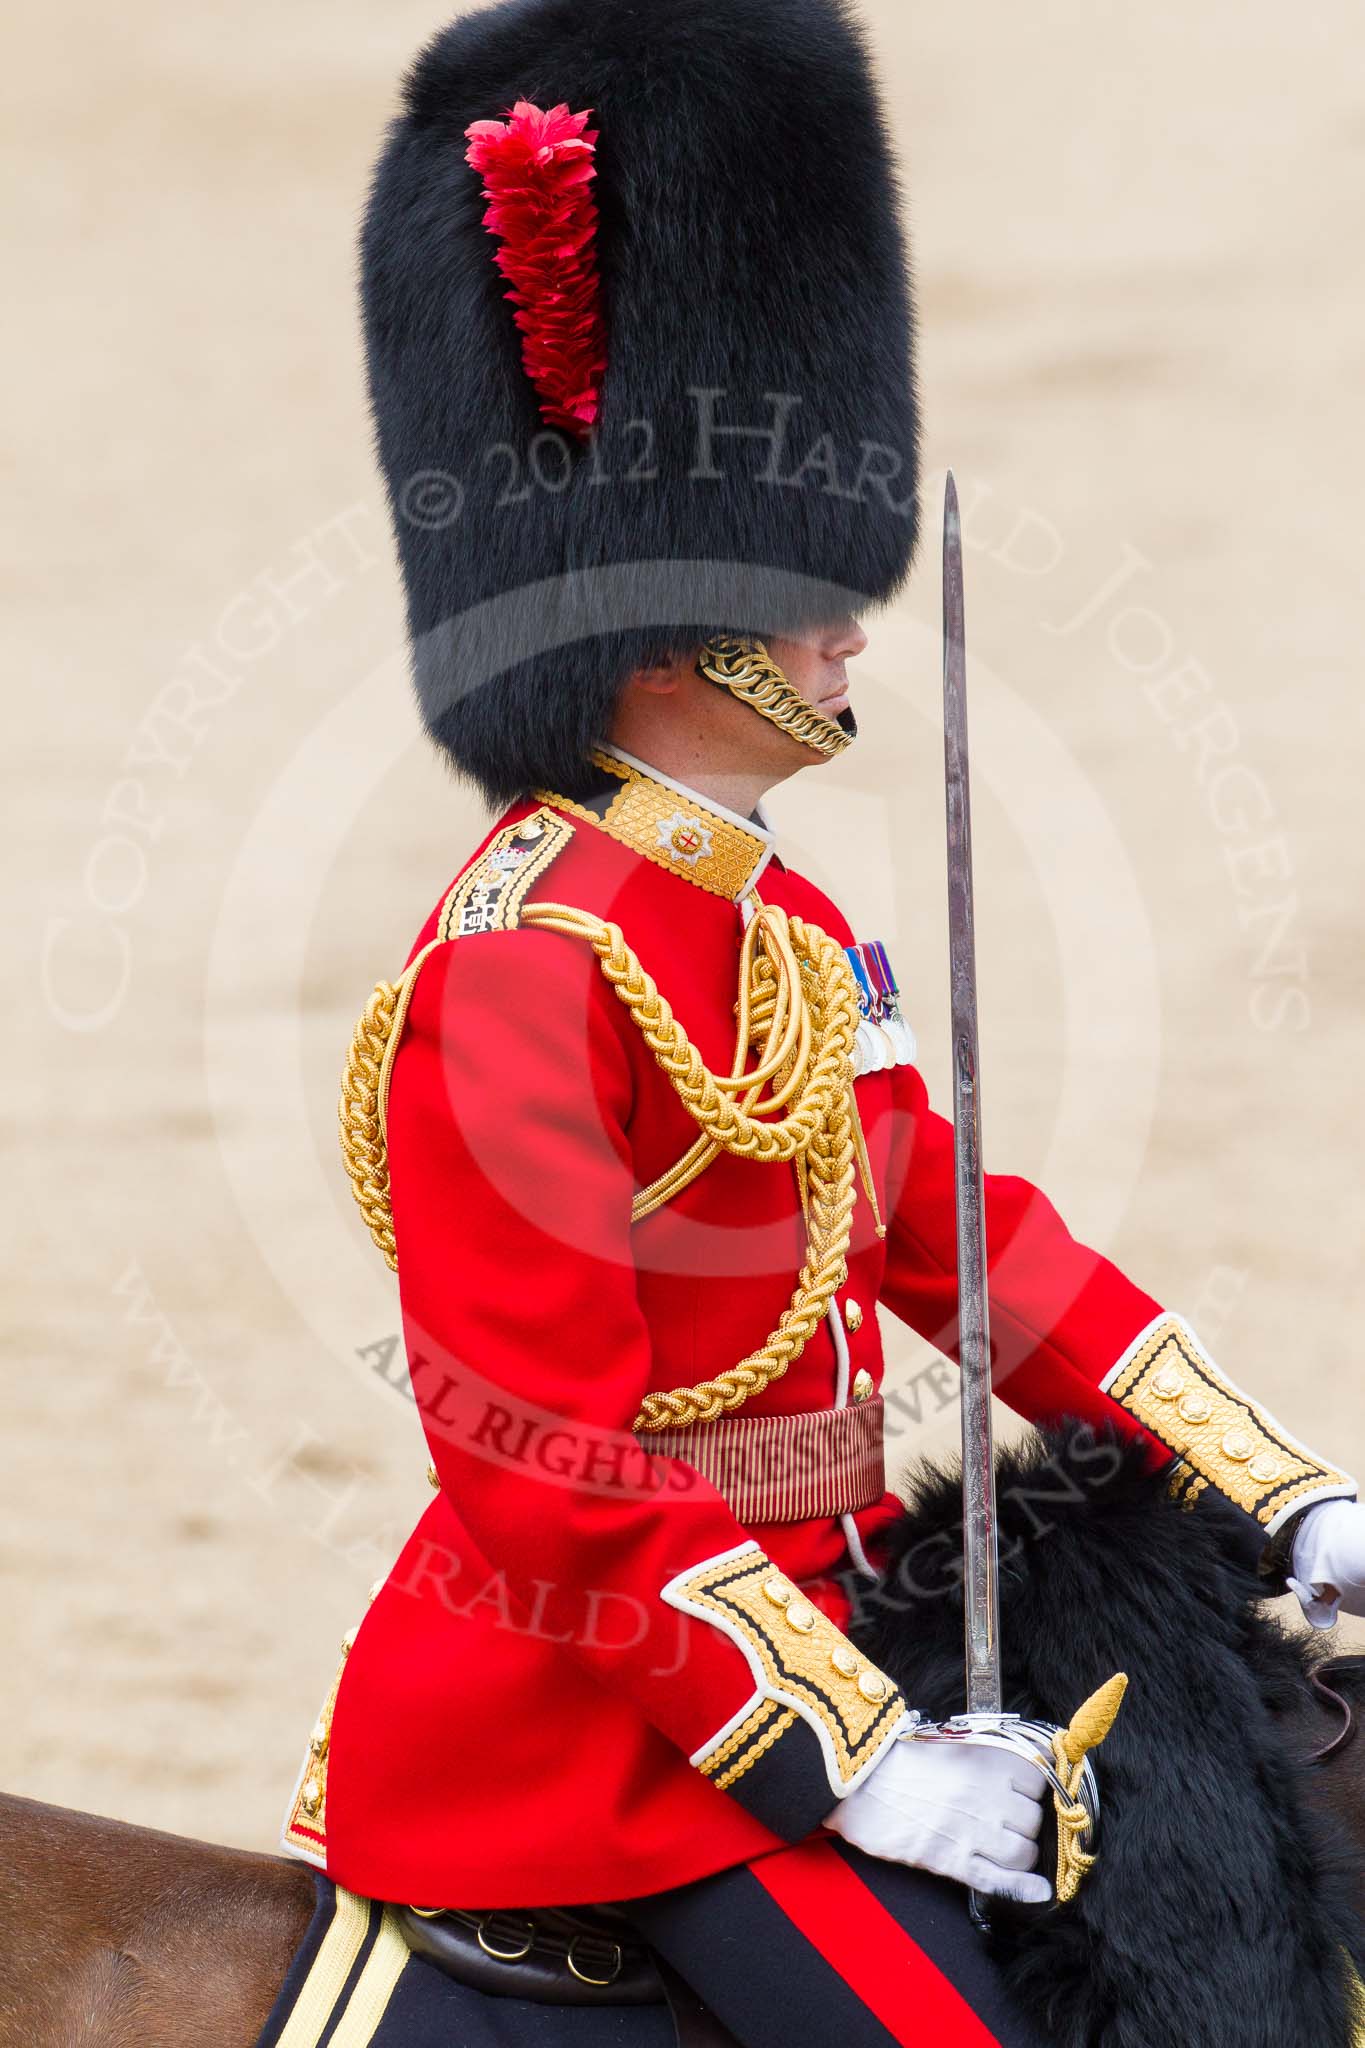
766, 616, 869, 729
613, 614, 868, 793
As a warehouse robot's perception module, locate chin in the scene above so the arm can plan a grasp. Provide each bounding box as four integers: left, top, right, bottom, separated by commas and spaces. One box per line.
809, 706, 857, 747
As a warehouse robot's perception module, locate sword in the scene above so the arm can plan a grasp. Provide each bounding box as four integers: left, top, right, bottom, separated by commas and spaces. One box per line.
920, 475, 1123, 1927
941, 470, 1002, 1717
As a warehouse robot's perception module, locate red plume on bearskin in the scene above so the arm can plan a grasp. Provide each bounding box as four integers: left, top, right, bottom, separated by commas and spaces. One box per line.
464, 100, 608, 438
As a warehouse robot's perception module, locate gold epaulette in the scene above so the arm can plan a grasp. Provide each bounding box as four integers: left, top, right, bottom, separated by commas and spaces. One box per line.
432, 807, 578, 941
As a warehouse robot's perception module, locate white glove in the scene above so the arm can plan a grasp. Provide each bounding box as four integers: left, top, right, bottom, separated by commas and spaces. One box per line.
823, 1734, 1051, 1904
1288, 1497, 1365, 1630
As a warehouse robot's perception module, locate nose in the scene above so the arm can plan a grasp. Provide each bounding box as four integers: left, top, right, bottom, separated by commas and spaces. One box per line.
823, 615, 868, 661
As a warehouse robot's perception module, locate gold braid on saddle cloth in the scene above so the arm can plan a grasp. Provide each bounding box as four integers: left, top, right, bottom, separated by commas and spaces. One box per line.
337, 806, 880, 1434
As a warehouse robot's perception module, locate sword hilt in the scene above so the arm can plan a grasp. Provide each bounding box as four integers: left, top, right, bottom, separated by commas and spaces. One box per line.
907, 1672, 1128, 1927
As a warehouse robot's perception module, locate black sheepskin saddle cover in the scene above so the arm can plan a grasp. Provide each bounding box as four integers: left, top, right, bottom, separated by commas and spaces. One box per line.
855, 1428, 1363, 2048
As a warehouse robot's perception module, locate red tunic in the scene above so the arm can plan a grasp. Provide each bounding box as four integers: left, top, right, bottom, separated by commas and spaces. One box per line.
308, 781, 1167, 1909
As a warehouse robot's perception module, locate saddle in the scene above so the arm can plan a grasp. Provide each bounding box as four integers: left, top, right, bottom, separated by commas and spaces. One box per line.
395, 1901, 738, 2047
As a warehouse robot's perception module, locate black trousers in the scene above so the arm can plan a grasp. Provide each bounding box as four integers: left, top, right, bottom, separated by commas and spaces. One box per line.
624, 1837, 1046, 2048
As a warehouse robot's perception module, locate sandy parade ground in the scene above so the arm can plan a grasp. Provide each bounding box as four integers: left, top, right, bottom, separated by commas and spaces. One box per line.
6, 0, 1365, 1862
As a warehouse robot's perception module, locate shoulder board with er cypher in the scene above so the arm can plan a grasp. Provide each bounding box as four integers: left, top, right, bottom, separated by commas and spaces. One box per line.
436, 806, 576, 938
338, 806, 574, 1273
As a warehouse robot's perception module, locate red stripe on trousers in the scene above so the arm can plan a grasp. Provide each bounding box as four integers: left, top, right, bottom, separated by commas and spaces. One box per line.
751, 1839, 1004, 2048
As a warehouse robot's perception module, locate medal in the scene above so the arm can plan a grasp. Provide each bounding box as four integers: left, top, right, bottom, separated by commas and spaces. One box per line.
867, 940, 917, 1065
845, 945, 888, 1072
843, 942, 896, 1073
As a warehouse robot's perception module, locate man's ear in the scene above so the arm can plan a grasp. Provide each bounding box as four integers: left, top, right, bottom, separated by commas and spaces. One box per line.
625, 655, 688, 698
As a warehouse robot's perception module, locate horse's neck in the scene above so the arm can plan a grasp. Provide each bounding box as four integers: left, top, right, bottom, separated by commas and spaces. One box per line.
0, 1791, 314, 2048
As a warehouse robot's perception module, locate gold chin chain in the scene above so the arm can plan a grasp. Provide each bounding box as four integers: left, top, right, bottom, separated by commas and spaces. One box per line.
697, 635, 853, 761
339, 899, 878, 1433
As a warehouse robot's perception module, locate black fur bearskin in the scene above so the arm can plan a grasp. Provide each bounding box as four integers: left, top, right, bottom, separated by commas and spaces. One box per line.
854, 1428, 1363, 2048
361, 0, 919, 806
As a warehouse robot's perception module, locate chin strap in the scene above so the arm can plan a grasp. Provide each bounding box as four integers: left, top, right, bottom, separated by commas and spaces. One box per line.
697, 635, 854, 760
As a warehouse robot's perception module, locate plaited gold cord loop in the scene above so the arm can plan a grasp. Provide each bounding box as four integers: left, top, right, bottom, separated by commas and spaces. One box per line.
339, 980, 403, 1273
339, 941, 442, 1272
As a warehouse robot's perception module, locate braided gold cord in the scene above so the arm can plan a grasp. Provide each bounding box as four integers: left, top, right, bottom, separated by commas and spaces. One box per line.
339, 979, 402, 1272
337, 900, 865, 1433
523, 903, 843, 1167
520, 900, 860, 1431
629, 912, 806, 1222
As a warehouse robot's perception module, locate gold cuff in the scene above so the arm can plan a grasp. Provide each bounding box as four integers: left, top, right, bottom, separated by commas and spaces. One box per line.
1102, 1316, 1354, 1533
662, 1543, 905, 1797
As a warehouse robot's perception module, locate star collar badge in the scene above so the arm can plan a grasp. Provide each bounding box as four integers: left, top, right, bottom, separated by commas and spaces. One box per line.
658, 810, 713, 865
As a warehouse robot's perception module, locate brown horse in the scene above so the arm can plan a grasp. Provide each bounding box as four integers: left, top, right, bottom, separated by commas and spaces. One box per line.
0, 1791, 314, 2048
0, 1660, 1360, 2048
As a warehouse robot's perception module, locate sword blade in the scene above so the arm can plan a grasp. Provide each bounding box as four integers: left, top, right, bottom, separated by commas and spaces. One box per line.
942, 471, 1003, 1716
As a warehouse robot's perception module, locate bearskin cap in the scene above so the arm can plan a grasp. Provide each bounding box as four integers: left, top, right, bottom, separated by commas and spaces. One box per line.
362, 0, 919, 805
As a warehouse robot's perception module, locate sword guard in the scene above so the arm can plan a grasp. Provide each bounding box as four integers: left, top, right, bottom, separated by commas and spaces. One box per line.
901, 1673, 1128, 1911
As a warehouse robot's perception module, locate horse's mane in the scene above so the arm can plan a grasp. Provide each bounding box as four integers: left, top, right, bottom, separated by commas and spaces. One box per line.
857, 1427, 1364, 2048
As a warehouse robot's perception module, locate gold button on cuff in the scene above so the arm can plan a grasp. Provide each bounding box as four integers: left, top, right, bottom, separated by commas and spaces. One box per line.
300, 1778, 322, 1815
341, 1627, 358, 1655
308, 1724, 328, 1756
672, 1550, 907, 1794
851, 1368, 875, 1404
368, 1579, 385, 1604
1104, 1317, 1350, 1528
844, 1299, 864, 1334
762, 1576, 794, 1608
426, 1462, 440, 1490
